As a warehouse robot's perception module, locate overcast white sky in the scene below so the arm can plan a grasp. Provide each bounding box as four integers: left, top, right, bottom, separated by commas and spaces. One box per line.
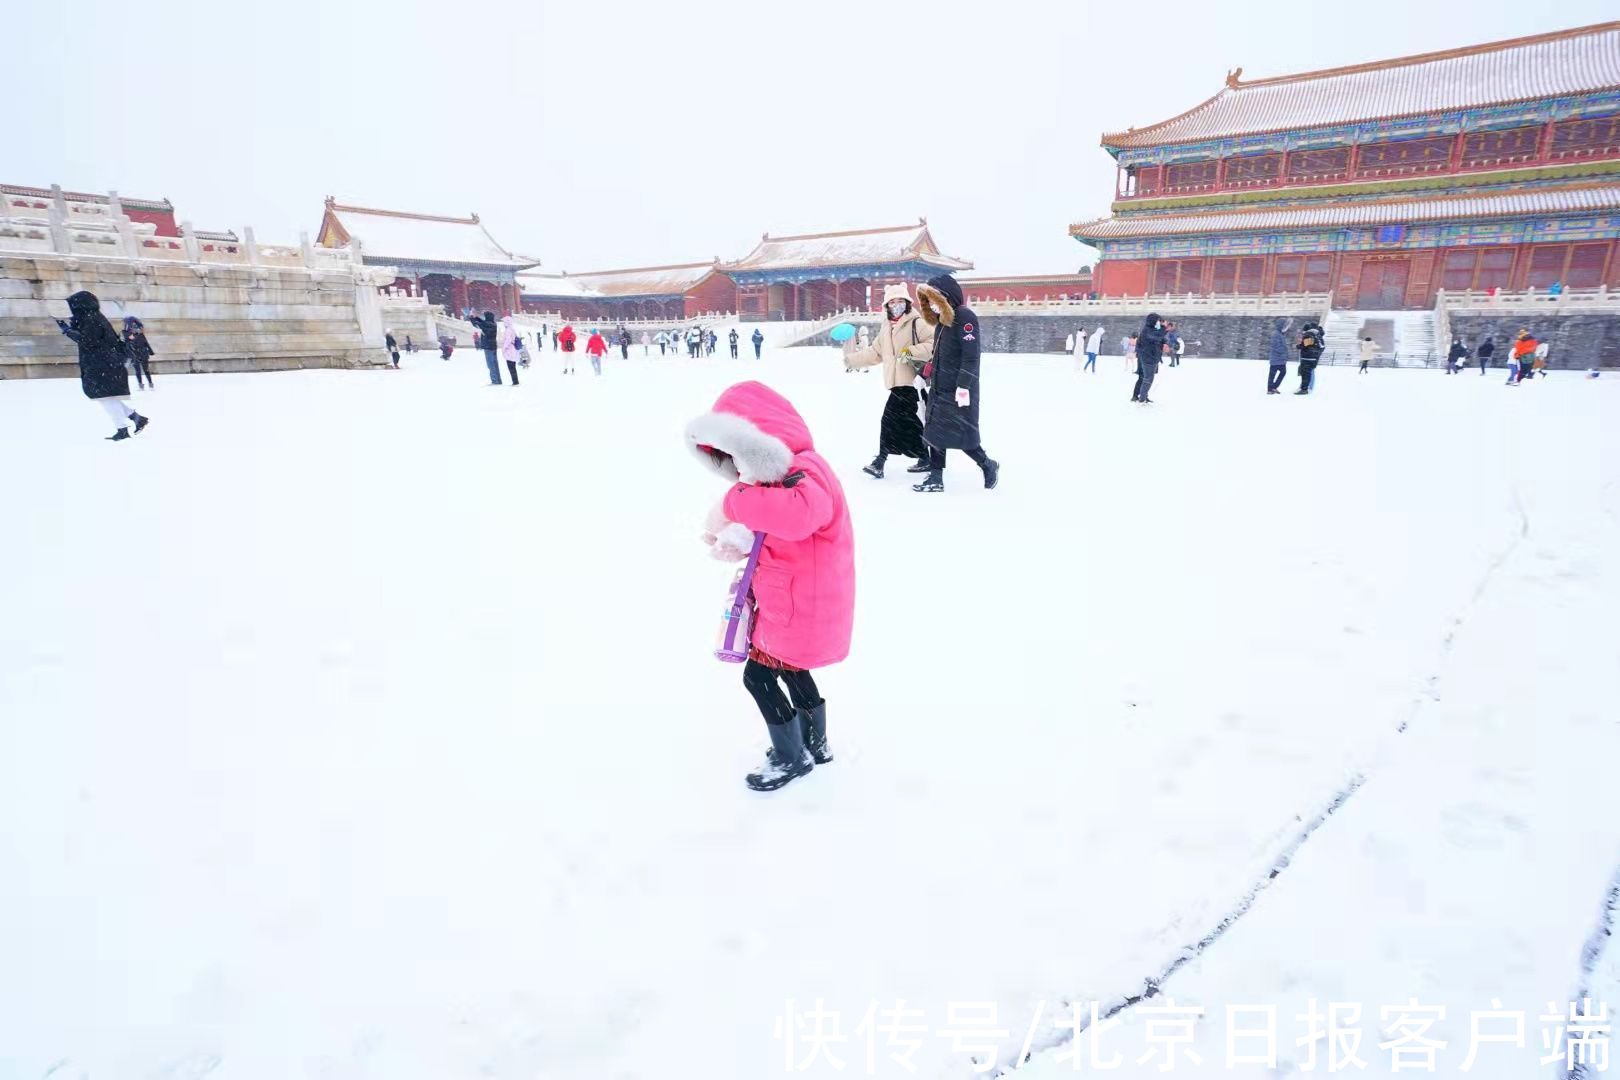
6, 1, 1615, 275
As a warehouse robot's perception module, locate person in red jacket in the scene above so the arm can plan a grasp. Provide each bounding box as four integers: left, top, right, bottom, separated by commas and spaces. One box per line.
557, 324, 577, 374
584, 328, 609, 376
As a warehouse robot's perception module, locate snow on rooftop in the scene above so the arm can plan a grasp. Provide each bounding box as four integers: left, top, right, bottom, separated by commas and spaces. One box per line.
324, 202, 532, 269
1105, 21, 1620, 149
723, 222, 972, 273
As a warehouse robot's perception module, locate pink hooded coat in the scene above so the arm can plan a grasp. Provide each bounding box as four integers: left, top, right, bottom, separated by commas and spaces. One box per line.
687, 382, 855, 670
498, 316, 520, 364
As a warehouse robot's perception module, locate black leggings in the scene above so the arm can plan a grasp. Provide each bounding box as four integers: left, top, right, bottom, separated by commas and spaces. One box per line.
507, 359, 520, 385
743, 659, 821, 726
930, 444, 989, 470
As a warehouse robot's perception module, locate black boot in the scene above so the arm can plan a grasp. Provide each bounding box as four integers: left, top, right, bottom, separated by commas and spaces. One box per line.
132, 413, 149, 435
906, 458, 933, 474
912, 470, 944, 493
746, 719, 814, 792
801, 703, 832, 765
981, 458, 1000, 490
862, 455, 885, 479
106, 427, 130, 441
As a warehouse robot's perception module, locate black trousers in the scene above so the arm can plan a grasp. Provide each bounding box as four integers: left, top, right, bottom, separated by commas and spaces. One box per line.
131, 357, 154, 387
877, 386, 928, 461
507, 359, 520, 385
1268, 364, 1287, 392
929, 444, 989, 470
730, 344, 738, 358
743, 659, 821, 726
1133, 363, 1158, 401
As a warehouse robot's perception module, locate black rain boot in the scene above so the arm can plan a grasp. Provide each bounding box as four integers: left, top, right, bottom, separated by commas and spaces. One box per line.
746, 719, 814, 792
106, 427, 130, 441
981, 458, 1000, 490
912, 470, 944, 493
132, 413, 149, 434
862, 455, 885, 479
906, 458, 933, 473
801, 703, 832, 765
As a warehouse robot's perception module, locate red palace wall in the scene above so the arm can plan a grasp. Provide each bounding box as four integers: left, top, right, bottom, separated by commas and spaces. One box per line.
683, 273, 739, 318
961, 278, 1094, 302
1095, 239, 1620, 308
125, 207, 180, 237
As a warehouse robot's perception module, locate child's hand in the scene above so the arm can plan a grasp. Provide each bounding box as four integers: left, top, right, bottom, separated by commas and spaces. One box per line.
710, 522, 754, 562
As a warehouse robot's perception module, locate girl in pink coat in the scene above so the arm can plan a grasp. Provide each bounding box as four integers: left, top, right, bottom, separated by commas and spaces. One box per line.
687, 381, 856, 791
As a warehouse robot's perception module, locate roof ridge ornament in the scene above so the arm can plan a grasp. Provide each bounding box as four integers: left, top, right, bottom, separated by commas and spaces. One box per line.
1226, 67, 1243, 87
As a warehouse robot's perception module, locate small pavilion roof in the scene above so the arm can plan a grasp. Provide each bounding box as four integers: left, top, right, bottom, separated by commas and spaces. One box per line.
1071, 183, 1620, 240
721, 221, 972, 274
1102, 21, 1620, 151
318, 197, 533, 269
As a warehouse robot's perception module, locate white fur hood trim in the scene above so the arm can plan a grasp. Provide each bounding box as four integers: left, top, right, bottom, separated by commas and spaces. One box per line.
685, 409, 795, 484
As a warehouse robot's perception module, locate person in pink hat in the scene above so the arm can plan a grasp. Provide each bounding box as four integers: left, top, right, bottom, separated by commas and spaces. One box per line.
687, 381, 856, 791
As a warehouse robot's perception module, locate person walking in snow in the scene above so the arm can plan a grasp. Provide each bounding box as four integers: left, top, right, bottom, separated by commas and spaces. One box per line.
121, 316, 156, 389
585, 328, 609, 375
57, 291, 150, 441
655, 330, 669, 356
687, 381, 855, 792
1164, 321, 1183, 368
913, 274, 999, 492
557, 324, 578, 374
1476, 335, 1494, 375
385, 330, 401, 369
468, 310, 502, 385
1295, 318, 1324, 394
844, 283, 934, 479
641, 331, 651, 357
1132, 313, 1167, 403
752, 327, 764, 359
1267, 318, 1290, 393
1358, 336, 1376, 373
405, 335, 415, 353
1445, 336, 1468, 375
616, 325, 631, 361
499, 315, 522, 386
728, 327, 739, 358
707, 328, 719, 357
1532, 339, 1550, 378
1123, 333, 1136, 373
439, 336, 454, 361
1509, 329, 1536, 384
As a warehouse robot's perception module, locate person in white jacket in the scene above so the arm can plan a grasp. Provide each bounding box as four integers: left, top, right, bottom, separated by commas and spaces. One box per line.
1084, 325, 1105, 373
843, 283, 937, 479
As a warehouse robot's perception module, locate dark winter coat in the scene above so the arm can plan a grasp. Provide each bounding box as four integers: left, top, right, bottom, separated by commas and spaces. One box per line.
385, 333, 398, 352
1447, 340, 1469, 364
1134, 313, 1167, 368
752, 330, 764, 346
1297, 322, 1325, 360
62, 291, 129, 399
917, 274, 983, 451
1267, 318, 1290, 366
122, 318, 155, 363
1478, 339, 1495, 361
468, 312, 498, 352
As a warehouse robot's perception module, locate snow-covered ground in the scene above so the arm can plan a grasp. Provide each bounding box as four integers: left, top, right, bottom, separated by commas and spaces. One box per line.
1, 349, 1616, 1080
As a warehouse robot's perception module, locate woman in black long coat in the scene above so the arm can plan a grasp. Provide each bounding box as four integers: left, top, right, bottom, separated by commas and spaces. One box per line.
913, 273, 999, 493
1132, 312, 1167, 403
122, 316, 156, 388
57, 291, 150, 441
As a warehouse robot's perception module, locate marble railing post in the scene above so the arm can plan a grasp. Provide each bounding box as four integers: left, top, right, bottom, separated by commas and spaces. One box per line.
300, 231, 314, 268
180, 221, 201, 263
243, 226, 259, 265
46, 206, 69, 253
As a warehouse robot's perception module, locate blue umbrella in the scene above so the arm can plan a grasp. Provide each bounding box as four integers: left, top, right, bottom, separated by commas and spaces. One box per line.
828, 323, 857, 343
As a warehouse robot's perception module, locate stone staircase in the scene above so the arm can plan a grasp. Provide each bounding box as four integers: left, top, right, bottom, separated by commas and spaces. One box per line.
1322, 309, 1439, 367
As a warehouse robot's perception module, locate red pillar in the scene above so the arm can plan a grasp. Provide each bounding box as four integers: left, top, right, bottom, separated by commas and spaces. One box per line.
1537, 117, 1559, 163
1448, 130, 1466, 171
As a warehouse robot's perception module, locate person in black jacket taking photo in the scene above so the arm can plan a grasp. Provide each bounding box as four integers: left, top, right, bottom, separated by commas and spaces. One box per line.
1295, 319, 1325, 394
58, 291, 150, 441
121, 316, 157, 389
1132, 312, 1167, 403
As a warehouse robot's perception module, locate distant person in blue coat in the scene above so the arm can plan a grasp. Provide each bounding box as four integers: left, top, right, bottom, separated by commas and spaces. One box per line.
1267, 318, 1290, 394
751, 328, 764, 359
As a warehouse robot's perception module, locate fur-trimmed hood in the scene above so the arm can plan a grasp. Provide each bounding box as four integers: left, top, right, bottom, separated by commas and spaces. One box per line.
917, 274, 963, 328
686, 381, 814, 484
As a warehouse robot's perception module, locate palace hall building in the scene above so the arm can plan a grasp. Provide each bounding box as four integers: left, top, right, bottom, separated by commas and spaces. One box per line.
1072, 22, 1620, 309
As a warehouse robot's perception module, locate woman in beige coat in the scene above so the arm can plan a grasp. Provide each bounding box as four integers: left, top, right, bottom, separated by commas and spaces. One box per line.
844, 283, 936, 478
